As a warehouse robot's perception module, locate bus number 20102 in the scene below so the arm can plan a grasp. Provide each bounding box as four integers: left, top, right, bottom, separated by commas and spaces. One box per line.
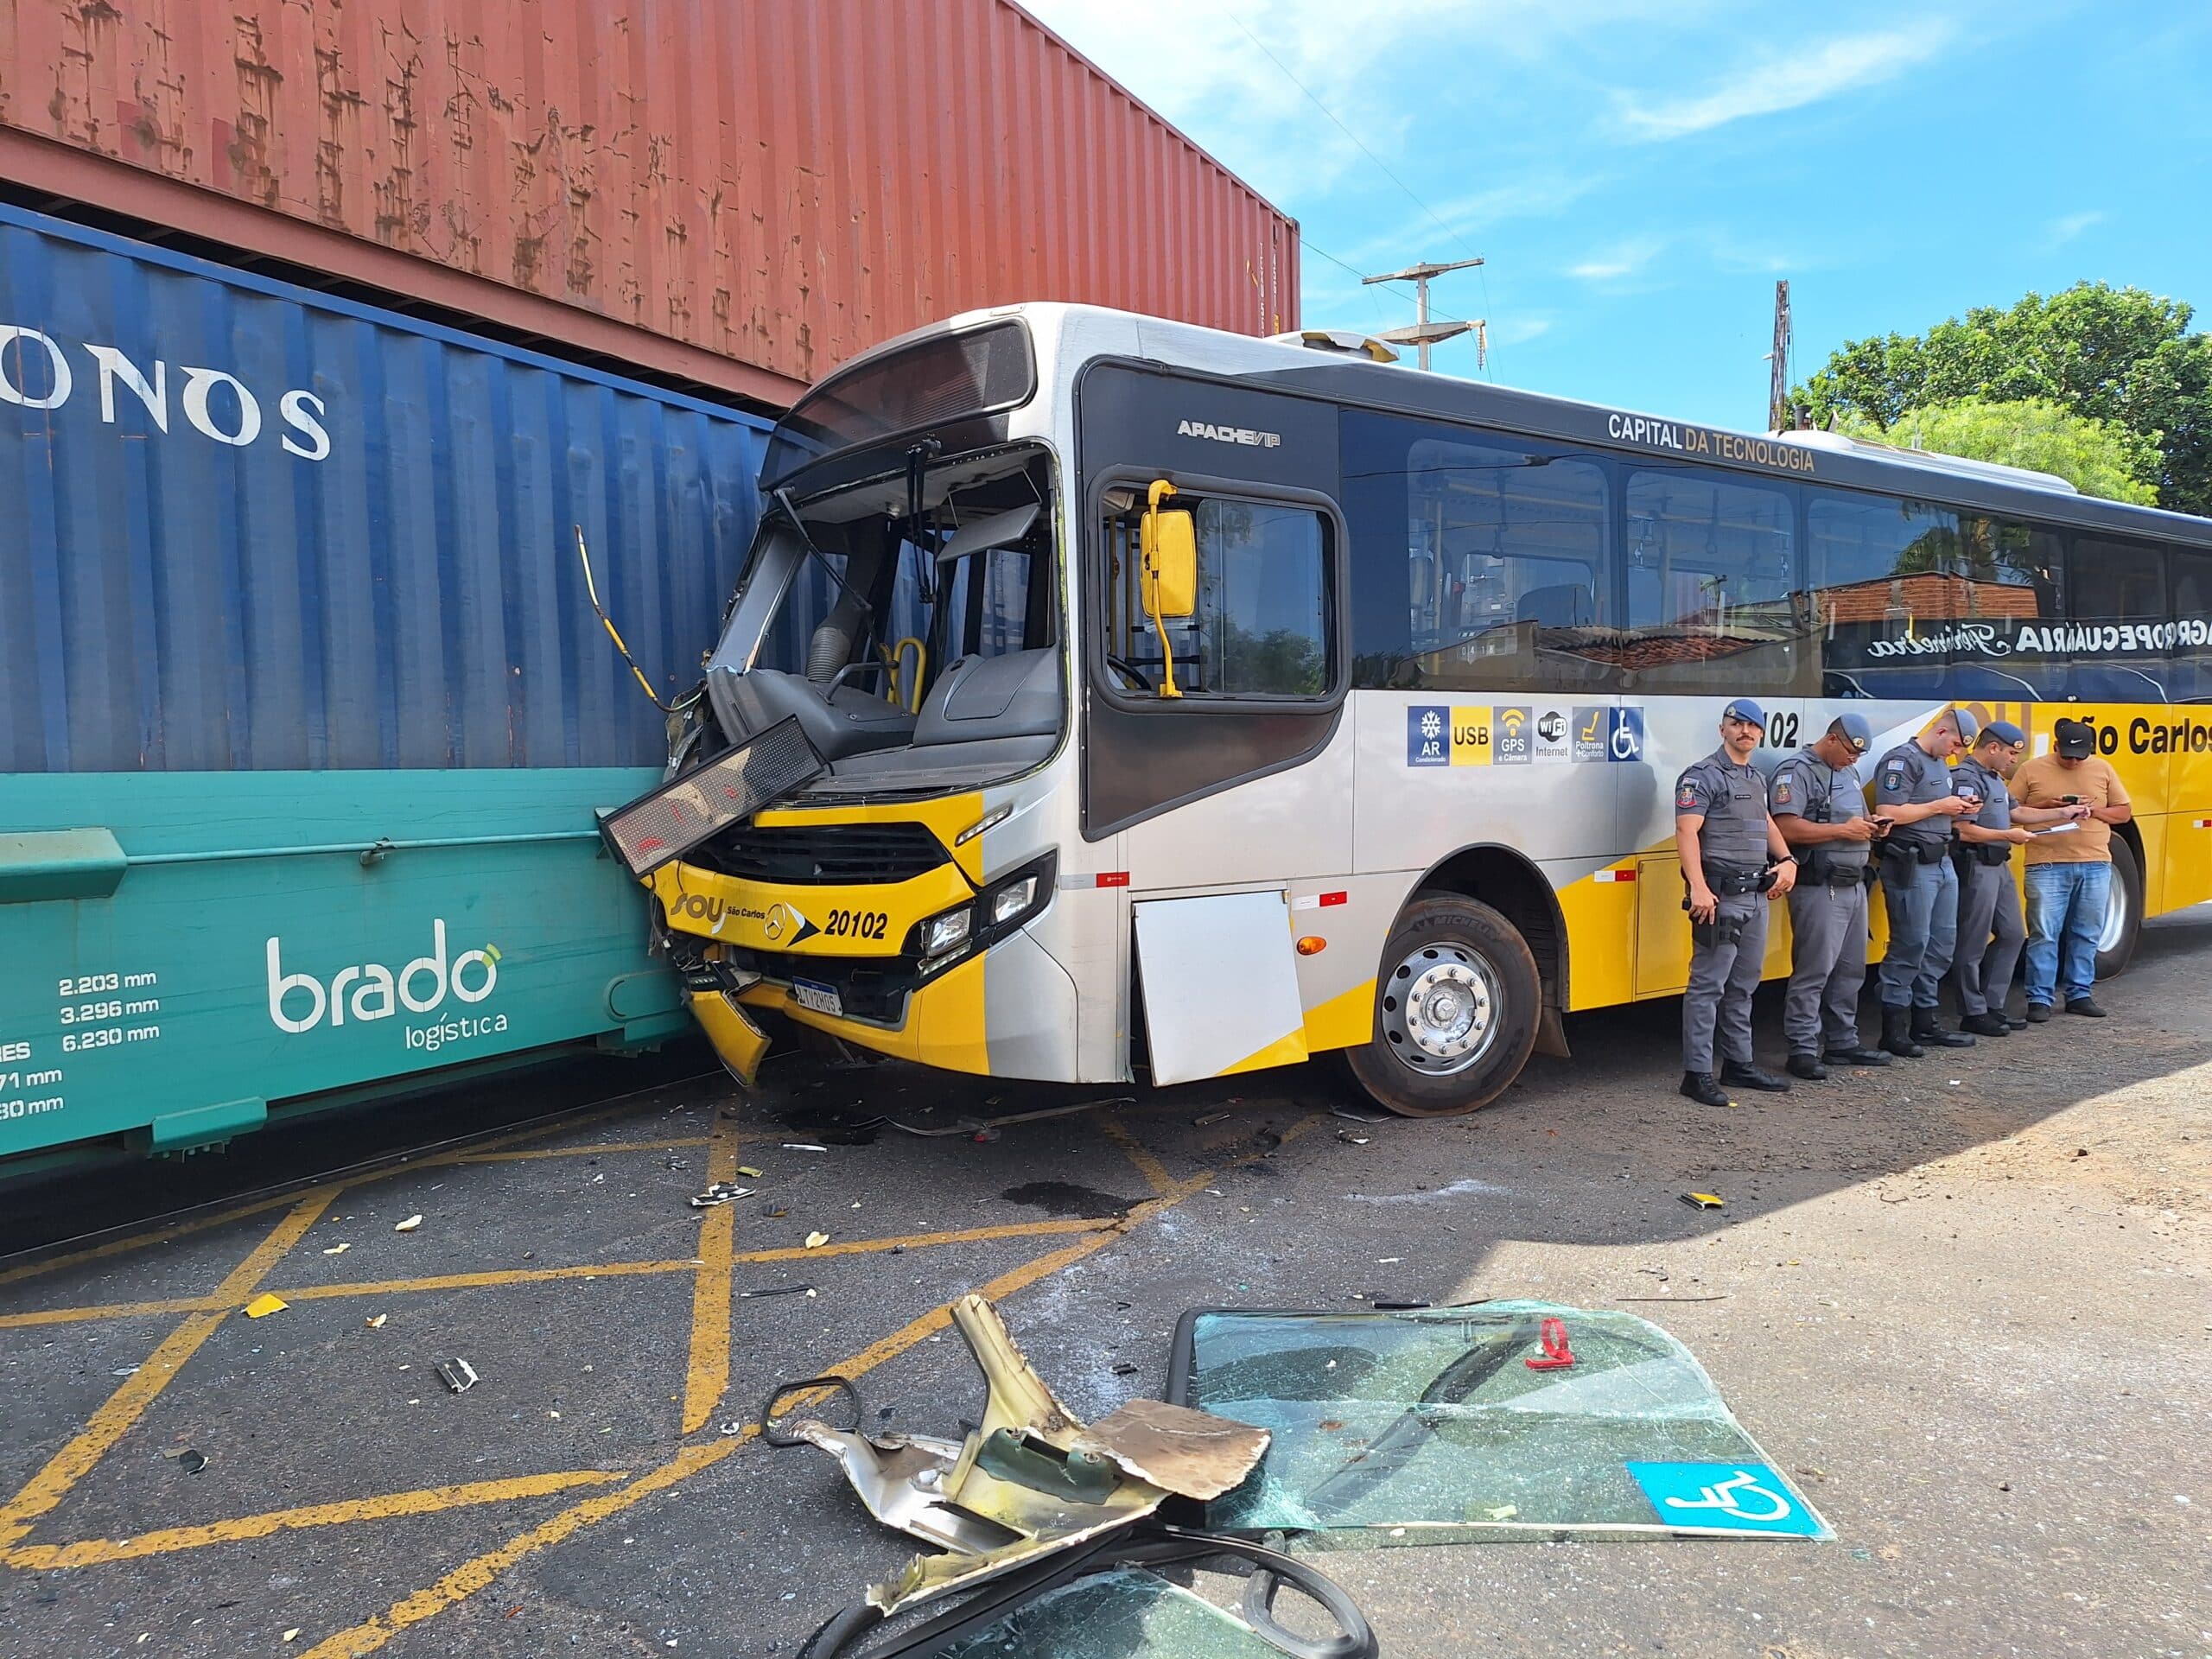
823, 909, 890, 941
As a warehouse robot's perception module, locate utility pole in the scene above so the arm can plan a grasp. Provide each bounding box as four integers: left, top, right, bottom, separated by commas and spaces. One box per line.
1767, 279, 1792, 433
1364, 257, 1483, 371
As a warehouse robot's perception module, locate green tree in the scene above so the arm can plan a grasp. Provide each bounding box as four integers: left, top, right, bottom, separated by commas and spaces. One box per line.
1794, 282, 2212, 514
1834, 397, 2162, 506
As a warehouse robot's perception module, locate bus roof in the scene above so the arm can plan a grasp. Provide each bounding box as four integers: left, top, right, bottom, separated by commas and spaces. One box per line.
824, 302, 2212, 551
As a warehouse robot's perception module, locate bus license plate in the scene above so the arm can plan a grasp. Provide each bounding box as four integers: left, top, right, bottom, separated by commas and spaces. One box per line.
791, 978, 843, 1018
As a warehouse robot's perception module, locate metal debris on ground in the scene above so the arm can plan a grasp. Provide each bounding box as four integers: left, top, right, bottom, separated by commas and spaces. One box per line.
394, 1215, 423, 1232
1330, 1100, 1395, 1123
764, 1294, 1271, 1619
1192, 1112, 1230, 1127
243, 1294, 289, 1319
1336, 1129, 1371, 1145
739, 1284, 815, 1300
783, 1142, 830, 1154
689, 1183, 754, 1208
436, 1358, 480, 1395
886, 1096, 1136, 1138
737, 1166, 765, 1179
1681, 1192, 1726, 1210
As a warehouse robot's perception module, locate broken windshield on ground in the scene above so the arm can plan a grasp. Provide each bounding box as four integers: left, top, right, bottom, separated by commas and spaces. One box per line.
934, 1567, 1293, 1659
1175, 1301, 1830, 1543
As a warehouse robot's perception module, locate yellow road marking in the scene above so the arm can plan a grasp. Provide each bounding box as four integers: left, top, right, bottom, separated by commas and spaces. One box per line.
731, 1216, 1116, 1264
297, 1439, 741, 1658
0, 1191, 334, 1550
292, 1116, 1311, 1655
451, 1136, 712, 1164
1, 1220, 1125, 1331
0, 1097, 699, 1292
2, 1469, 628, 1569
1100, 1121, 1178, 1198
680, 1118, 742, 1434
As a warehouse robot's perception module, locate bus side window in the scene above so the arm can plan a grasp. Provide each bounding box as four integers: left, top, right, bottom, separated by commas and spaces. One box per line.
1340, 410, 1615, 693
1622, 467, 1806, 696
1805, 492, 1967, 702
1102, 497, 1333, 699
2068, 534, 2169, 702
2172, 550, 2212, 702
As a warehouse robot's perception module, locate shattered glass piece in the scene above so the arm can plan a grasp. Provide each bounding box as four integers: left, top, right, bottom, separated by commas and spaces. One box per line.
1176, 1301, 1831, 1543
935, 1567, 1287, 1659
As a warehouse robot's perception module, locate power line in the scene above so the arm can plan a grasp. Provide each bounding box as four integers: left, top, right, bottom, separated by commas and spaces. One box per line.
1217, 4, 1480, 266
1221, 4, 1498, 378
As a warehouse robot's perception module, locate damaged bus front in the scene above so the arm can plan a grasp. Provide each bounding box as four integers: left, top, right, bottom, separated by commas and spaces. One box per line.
623, 316, 1103, 1087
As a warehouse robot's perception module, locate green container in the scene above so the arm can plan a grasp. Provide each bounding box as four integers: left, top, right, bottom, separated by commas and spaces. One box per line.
0, 770, 685, 1160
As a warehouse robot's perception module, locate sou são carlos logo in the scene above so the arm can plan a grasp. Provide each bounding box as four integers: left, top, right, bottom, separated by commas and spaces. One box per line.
267, 920, 508, 1052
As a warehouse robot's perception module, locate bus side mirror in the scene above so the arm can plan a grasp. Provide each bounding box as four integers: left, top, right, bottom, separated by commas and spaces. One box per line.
1140, 481, 1196, 700
1141, 497, 1197, 620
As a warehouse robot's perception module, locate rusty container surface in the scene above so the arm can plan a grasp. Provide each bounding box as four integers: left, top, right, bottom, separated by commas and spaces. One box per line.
0, 0, 1298, 407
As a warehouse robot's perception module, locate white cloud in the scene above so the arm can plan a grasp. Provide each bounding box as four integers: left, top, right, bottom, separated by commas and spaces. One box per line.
1492, 316, 1554, 346
1568, 237, 1666, 282
1613, 22, 1955, 141
2048, 210, 2106, 245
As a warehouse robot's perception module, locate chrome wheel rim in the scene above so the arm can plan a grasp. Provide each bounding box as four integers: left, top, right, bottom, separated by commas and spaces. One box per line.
1380, 943, 1499, 1075
2098, 872, 2129, 954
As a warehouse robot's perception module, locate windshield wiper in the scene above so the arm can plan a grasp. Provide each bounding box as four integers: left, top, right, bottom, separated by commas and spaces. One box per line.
772, 486, 875, 621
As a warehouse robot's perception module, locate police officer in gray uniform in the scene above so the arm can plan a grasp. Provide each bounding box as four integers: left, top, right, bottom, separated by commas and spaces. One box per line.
1675, 698, 1797, 1106
1873, 709, 1978, 1057
1770, 712, 1892, 1079
1950, 718, 2032, 1037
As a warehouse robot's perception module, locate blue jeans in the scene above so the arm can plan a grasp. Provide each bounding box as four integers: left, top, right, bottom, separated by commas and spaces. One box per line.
2024, 861, 2109, 1007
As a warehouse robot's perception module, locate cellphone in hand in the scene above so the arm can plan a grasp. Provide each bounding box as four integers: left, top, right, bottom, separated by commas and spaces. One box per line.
2061, 794, 2082, 804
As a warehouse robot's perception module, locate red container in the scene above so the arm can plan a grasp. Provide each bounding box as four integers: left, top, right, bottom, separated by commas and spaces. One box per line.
0, 0, 1297, 409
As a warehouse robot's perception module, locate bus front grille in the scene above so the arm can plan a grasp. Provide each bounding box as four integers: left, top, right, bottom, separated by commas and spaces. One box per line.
708, 822, 950, 885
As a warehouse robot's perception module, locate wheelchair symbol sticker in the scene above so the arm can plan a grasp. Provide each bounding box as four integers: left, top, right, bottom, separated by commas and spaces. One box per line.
1608, 706, 1645, 763
1624, 1460, 1825, 1536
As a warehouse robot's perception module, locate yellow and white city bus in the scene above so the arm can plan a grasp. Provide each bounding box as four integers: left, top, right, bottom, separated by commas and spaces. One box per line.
618, 305, 2212, 1116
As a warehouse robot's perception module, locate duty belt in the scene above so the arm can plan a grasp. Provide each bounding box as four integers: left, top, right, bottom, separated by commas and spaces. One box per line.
1702, 861, 1765, 896
1881, 838, 1948, 868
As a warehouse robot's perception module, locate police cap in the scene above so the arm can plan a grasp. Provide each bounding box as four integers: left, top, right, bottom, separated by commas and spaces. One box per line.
1719, 698, 1766, 728
1827, 711, 1872, 753
1949, 707, 1980, 743
1979, 719, 2026, 747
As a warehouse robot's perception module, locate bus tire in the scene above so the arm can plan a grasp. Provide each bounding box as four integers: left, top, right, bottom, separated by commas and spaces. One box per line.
2094, 837, 2144, 981
1345, 893, 1541, 1118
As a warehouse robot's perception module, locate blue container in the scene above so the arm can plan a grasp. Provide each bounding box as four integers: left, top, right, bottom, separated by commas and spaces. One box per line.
0, 204, 770, 1160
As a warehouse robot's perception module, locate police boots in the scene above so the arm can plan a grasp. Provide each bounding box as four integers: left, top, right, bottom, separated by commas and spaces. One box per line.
1911, 1007, 1975, 1048
1880, 1005, 1924, 1058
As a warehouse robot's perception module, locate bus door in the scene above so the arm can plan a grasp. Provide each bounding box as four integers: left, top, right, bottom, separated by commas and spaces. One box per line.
1076, 365, 1350, 1082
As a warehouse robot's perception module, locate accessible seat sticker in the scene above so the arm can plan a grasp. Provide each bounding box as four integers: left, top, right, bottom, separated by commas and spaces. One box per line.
1408, 705, 1642, 766
1624, 1460, 1826, 1536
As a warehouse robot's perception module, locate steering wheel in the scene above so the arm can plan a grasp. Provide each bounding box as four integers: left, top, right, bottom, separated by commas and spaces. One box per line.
1104, 652, 1154, 692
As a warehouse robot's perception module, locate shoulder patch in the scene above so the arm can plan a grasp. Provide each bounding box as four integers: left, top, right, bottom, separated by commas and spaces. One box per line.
1774, 775, 1794, 806
1881, 763, 1905, 790
1677, 781, 1700, 810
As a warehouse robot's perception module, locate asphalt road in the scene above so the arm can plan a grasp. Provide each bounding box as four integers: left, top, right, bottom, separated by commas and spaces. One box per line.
3, 913, 2206, 1658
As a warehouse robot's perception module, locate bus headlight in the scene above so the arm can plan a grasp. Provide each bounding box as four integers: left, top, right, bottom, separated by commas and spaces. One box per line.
989, 876, 1038, 925
923, 910, 973, 957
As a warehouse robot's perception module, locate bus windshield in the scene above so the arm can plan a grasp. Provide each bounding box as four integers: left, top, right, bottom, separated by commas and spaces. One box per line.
702, 442, 1061, 785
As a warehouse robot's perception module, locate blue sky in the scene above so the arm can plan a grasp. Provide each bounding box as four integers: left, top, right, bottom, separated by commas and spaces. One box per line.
1025, 1, 2212, 433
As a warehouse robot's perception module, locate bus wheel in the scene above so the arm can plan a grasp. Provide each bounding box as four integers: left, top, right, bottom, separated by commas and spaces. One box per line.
2094, 839, 2144, 981
1346, 893, 1541, 1118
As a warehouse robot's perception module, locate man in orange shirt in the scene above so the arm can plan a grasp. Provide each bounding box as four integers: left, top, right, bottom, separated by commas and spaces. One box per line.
2010, 718, 2133, 1020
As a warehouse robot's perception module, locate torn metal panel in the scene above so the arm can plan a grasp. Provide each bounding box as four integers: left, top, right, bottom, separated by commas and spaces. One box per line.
769, 1296, 1270, 1618
1073, 1399, 1273, 1503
